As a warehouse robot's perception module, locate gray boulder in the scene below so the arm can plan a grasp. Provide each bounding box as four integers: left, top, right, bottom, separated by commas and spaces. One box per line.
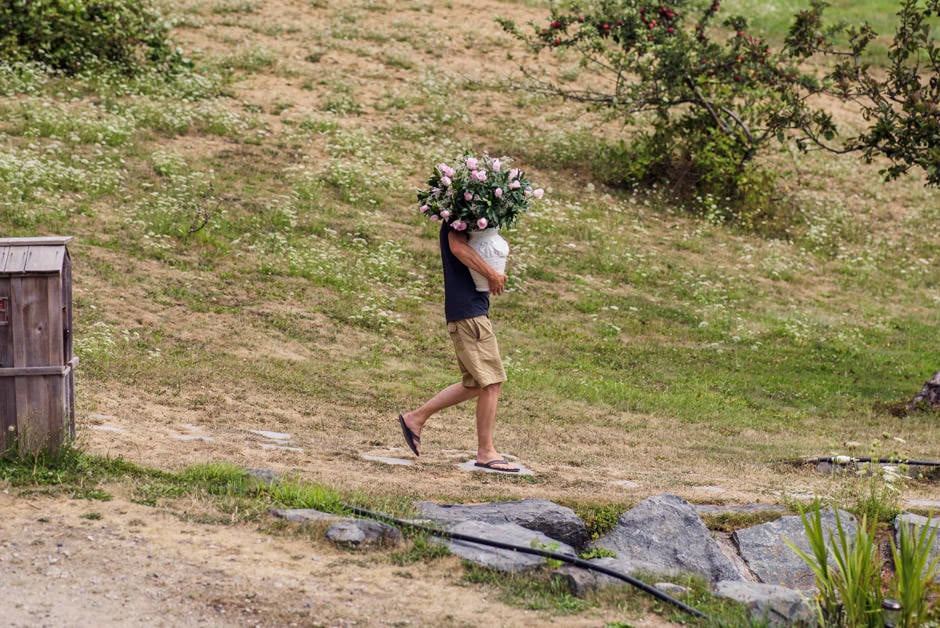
595, 494, 744, 582
415, 498, 589, 549
713, 580, 817, 626
326, 519, 402, 547
551, 561, 692, 598
552, 564, 604, 596
271, 508, 345, 524
895, 513, 940, 582
440, 519, 577, 573
733, 506, 856, 591
271, 508, 402, 548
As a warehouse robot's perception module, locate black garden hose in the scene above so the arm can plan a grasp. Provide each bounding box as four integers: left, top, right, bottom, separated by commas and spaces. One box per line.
343, 504, 711, 621
801, 456, 940, 467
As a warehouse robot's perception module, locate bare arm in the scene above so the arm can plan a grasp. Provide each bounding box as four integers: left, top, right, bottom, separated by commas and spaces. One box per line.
448, 230, 507, 295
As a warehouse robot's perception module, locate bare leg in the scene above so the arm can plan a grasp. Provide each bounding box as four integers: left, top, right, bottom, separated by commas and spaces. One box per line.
475, 383, 517, 471
402, 382, 479, 438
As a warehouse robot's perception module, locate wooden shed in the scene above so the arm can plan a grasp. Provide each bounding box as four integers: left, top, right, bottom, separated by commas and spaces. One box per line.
0, 236, 76, 454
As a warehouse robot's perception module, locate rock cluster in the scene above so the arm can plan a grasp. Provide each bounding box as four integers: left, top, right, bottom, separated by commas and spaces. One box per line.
272, 494, 940, 627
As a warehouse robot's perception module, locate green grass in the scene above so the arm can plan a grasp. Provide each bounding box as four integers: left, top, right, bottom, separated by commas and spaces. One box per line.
725, 0, 917, 40
2, 2, 936, 456
0, 449, 352, 518
725, 0, 940, 62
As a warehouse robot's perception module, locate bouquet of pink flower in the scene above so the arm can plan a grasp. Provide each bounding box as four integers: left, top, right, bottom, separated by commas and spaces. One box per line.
417, 153, 543, 231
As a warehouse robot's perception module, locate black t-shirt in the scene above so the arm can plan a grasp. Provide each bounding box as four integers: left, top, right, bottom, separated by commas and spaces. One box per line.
440, 223, 489, 322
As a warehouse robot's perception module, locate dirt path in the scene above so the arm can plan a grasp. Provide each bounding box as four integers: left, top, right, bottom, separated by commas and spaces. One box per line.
0, 489, 676, 627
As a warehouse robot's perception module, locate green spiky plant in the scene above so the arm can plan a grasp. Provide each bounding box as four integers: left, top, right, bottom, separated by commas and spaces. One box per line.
786, 503, 882, 627
890, 514, 940, 627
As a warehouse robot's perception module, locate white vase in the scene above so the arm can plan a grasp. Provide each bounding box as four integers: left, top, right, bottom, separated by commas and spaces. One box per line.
467, 228, 509, 292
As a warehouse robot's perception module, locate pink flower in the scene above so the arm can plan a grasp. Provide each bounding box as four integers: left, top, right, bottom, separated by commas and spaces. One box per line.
420, 205, 429, 213
465, 157, 478, 169
492, 158, 501, 172
471, 169, 487, 182
494, 187, 503, 198
440, 176, 452, 187
509, 180, 521, 189
477, 217, 488, 230
533, 188, 544, 199
464, 191, 473, 201
509, 168, 519, 179
452, 220, 467, 231
430, 215, 440, 221
440, 209, 451, 220
437, 163, 454, 177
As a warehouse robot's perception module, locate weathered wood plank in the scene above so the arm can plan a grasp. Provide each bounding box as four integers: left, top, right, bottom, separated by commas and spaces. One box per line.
14, 373, 67, 452
0, 378, 15, 450
0, 247, 29, 274
10, 276, 63, 367
45, 275, 64, 364
63, 254, 73, 364
24, 247, 66, 274
0, 236, 73, 247
0, 278, 10, 369
0, 366, 70, 376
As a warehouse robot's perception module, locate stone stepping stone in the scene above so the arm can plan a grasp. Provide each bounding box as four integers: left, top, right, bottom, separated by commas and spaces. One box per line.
361, 454, 413, 466
89, 424, 125, 432
171, 425, 213, 442
172, 434, 214, 442
259, 443, 302, 452
249, 429, 292, 441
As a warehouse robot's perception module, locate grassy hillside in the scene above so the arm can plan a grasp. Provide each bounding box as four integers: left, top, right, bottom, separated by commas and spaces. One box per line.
1, 0, 938, 508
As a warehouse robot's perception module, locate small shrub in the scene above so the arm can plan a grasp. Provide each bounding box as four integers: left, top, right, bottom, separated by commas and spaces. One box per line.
0, 0, 187, 75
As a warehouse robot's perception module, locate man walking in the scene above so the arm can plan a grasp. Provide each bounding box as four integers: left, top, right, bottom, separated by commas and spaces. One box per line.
398, 221, 520, 473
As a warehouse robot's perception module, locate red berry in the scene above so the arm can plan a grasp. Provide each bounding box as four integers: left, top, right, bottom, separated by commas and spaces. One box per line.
667, 26, 674, 33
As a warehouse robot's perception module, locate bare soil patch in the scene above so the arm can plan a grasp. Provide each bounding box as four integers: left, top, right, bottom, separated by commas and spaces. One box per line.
4, 488, 674, 627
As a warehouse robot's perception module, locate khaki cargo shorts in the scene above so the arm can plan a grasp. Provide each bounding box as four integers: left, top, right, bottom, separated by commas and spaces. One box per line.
447, 315, 506, 388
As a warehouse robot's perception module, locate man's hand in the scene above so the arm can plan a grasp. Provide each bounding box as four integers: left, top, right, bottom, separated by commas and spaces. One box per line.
488, 272, 507, 295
